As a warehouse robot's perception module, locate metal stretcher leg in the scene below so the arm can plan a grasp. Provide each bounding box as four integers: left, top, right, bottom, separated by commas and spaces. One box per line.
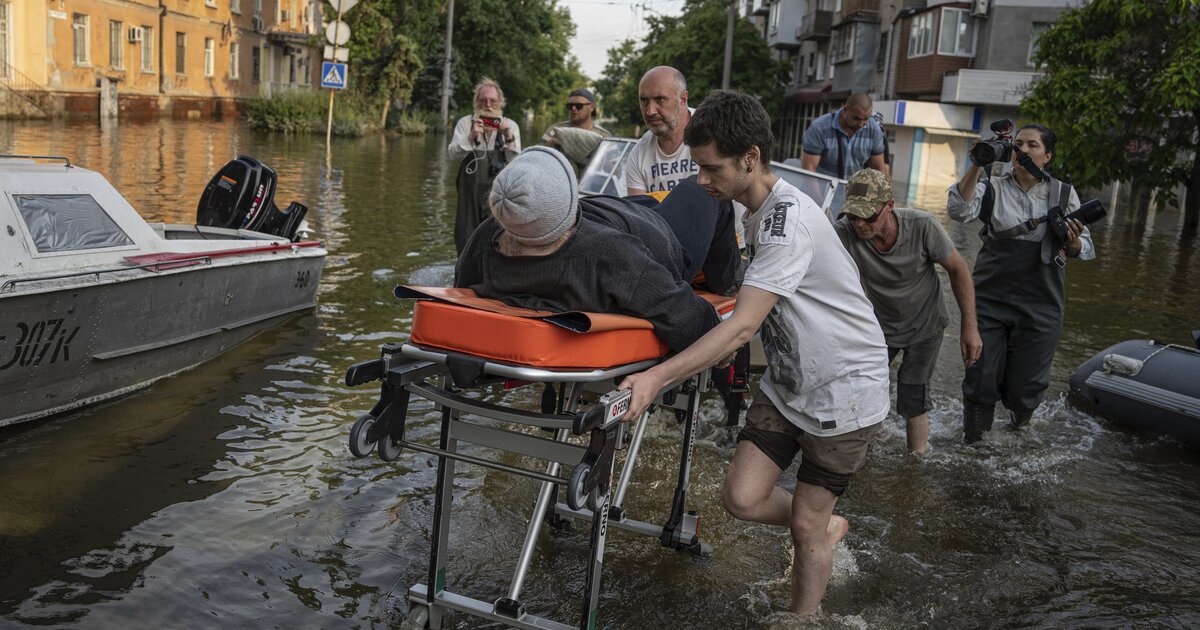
660, 378, 710, 557
425, 391, 457, 630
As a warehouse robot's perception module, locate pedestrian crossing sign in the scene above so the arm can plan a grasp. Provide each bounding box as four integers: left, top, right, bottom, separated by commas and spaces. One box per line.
321, 62, 347, 90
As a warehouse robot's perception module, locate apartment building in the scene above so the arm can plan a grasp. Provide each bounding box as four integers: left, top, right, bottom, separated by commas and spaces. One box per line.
0, 0, 322, 120
753, 0, 1074, 206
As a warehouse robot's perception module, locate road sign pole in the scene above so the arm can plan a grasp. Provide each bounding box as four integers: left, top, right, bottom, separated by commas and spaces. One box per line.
326, 1, 345, 146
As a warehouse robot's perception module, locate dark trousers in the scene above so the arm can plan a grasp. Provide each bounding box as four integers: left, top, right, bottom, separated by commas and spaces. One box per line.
632, 175, 741, 295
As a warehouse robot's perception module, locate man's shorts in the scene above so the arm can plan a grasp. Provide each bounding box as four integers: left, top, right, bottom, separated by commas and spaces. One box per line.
736, 395, 882, 496
887, 331, 943, 418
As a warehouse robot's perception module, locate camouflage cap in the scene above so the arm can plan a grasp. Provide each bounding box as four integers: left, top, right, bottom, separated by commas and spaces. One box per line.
842, 168, 893, 219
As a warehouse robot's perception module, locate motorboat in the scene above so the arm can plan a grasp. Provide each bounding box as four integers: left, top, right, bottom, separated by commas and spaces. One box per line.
1069, 333, 1200, 447
0, 154, 326, 428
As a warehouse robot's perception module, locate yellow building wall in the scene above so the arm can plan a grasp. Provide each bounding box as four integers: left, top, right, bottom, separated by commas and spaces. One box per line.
32, 0, 320, 112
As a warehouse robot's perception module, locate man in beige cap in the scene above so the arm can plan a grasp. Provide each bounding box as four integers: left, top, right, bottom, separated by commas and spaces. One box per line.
832, 168, 982, 453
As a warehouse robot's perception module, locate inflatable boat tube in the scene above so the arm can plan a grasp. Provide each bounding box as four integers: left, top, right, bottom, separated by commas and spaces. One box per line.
1069, 335, 1200, 447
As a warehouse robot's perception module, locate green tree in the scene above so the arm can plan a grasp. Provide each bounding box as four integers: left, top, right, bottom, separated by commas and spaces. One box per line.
1022, 0, 1200, 233
329, 0, 432, 127
598, 0, 789, 126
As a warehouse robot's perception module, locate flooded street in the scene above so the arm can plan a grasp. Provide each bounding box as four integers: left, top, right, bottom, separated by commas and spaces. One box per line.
1, 119, 1198, 628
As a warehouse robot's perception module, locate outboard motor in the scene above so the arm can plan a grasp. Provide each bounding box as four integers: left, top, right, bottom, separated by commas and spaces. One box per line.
196, 155, 309, 241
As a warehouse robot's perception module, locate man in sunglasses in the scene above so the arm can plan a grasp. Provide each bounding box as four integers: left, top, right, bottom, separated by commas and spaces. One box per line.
543, 88, 611, 174
832, 168, 981, 453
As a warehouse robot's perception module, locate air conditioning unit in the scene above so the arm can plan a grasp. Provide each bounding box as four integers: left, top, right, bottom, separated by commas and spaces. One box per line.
252, 16, 264, 31
128, 26, 144, 43
280, 10, 291, 21
971, 0, 990, 18
805, 70, 817, 83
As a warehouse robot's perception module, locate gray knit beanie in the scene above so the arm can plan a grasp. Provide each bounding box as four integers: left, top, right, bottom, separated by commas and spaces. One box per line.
489, 146, 579, 247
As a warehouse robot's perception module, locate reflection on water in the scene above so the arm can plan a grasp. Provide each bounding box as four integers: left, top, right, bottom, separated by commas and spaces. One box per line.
1, 120, 1198, 628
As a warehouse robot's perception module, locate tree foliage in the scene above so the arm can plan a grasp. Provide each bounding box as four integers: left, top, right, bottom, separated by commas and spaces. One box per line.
597, 0, 789, 126
1021, 0, 1200, 229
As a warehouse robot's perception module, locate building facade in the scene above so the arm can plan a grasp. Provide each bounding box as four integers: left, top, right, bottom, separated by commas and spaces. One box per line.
753, 0, 1074, 206
0, 0, 323, 120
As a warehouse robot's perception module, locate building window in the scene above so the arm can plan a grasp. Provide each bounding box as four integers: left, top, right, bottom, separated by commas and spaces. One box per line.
253, 0, 262, 17
73, 14, 90, 65
230, 43, 239, 79
175, 32, 186, 74
231, 0, 241, 13
938, 8, 976, 57
907, 11, 934, 58
831, 23, 855, 63
252, 46, 260, 82
769, 1, 780, 34
1027, 22, 1051, 67
815, 49, 826, 81
0, 2, 11, 79
141, 27, 154, 72
876, 31, 889, 72
109, 21, 124, 69
204, 38, 214, 76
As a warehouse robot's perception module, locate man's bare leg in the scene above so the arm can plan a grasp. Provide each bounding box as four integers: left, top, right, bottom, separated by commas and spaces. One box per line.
723, 441, 848, 545
789, 480, 839, 616
906, 412, 929, 453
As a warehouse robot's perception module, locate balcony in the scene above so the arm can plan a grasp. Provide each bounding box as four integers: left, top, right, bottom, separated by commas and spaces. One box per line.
941, 69, 1041, 106
839, 0, 880, 20
797, 11, 833, 40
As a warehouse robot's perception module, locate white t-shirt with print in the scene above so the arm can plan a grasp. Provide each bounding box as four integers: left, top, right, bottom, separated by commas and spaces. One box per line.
742, 178, 890, 436
624, 131, 697, 194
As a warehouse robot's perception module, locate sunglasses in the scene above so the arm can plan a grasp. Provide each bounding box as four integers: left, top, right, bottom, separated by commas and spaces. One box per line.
566, 102, 590, 110
848, 209, 885, 224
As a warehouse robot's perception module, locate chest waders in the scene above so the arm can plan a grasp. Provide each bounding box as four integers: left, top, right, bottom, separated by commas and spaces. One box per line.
962, 178, 1070, 443
454, 137, 506, 255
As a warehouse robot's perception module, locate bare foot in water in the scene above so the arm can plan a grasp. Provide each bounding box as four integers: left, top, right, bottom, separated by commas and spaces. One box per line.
827, 515, 849, 546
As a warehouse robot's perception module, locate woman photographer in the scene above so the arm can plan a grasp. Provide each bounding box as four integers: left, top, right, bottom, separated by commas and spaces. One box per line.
946, 123, 1096, 444
448, 78, 522, 254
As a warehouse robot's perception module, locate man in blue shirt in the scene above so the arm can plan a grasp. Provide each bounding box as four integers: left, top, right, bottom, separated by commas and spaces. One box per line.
800, 93, 889, 180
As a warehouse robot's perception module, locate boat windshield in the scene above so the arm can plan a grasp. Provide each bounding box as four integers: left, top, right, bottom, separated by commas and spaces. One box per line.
14, 194, 134, 253
578, 138, 847, 218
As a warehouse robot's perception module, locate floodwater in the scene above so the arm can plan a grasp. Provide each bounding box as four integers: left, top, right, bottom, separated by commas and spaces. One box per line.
1, 119, 1198, 629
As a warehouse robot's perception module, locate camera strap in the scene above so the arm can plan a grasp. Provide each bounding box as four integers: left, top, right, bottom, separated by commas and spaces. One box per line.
981, 177, 1070, 243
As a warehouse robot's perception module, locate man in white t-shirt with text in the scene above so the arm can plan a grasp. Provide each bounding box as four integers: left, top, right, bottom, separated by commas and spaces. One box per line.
626, 66, 696, 195
619, 90, 890, 617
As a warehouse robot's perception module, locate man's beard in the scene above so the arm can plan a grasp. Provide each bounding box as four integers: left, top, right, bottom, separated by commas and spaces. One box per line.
475, 104, 502, 118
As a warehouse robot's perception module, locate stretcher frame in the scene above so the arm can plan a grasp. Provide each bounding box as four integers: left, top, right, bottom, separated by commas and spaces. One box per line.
345, 340, 717, 630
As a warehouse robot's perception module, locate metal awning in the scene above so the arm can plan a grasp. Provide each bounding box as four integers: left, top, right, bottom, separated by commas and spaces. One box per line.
785, 83, 831, 103
267, 30, 313, 46
923, 127, 981, 138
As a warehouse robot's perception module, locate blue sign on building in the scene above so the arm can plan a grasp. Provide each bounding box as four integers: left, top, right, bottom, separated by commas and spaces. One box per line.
321, 62, 348, 90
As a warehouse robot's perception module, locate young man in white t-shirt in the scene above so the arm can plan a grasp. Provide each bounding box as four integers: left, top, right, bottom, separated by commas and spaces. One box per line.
620, 90, 890, 617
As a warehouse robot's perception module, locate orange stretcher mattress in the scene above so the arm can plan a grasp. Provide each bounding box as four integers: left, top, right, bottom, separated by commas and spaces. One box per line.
400, 286, 736, 370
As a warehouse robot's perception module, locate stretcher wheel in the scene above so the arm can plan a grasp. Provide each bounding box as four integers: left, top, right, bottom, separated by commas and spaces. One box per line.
377, 434, 403, 462
586, 485, 605, 513
348, 414, 377, 458
567, 463, 591, 511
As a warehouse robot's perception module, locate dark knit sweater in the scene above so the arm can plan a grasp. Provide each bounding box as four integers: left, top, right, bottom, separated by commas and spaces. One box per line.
454, 202, 720, 354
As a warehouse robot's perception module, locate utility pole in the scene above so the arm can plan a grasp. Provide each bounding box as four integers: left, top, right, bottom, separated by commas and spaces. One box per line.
440, 0, 455, 128
721, 0, 734, 89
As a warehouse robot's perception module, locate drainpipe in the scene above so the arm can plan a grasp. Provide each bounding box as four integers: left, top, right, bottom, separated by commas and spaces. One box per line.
158, 1, 166, 95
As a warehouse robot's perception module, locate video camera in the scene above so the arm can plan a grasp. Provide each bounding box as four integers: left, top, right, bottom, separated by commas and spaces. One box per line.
1048, 198, 1107, 241
971, 119, 1015, 168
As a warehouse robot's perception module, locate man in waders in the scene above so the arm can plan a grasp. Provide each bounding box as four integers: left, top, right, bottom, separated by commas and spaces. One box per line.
447, 78, 522, 254
620, 90, 889, 617
946, 123, 1095, 443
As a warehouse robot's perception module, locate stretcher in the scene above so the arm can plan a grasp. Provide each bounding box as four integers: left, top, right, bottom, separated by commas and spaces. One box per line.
344, 286, 737, 630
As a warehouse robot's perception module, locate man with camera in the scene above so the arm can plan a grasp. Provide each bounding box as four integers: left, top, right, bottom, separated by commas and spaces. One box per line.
947, 122, 1097, 444
542, 88, 611, 175
834, 168, 981, 453
448, 78, 522, 254
800, 93, 889, 179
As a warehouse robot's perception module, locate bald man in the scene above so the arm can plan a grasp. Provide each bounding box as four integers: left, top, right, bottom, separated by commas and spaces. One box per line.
800, 93, 889, 180
626, 66, 697, 195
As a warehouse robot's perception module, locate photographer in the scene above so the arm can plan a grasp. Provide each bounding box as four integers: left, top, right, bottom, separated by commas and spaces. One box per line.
448, 78, 522, 254
946, 123, 1095, 444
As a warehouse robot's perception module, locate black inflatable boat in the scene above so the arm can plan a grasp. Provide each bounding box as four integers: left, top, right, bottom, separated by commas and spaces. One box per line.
1069, 332, 1200, 447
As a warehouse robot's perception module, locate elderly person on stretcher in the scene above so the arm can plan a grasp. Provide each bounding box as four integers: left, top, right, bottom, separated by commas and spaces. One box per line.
454, 146, 742, 353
